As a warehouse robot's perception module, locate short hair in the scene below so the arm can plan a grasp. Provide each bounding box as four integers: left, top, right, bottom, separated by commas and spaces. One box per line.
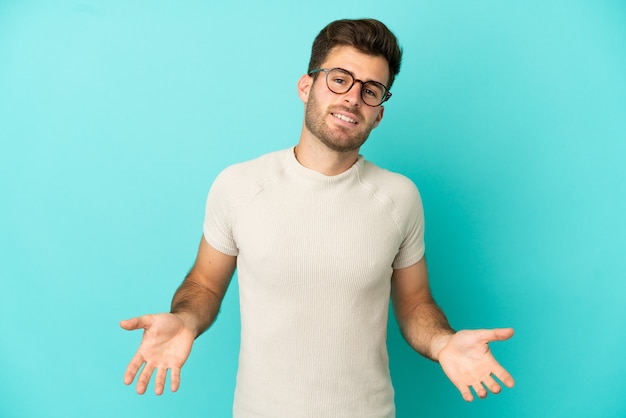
307, 18, 402, 88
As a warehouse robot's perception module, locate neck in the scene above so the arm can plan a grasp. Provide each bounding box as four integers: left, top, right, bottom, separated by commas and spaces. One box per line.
293, 140, 360, 176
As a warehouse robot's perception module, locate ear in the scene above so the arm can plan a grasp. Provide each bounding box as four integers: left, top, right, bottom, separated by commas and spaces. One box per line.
372, 106, 385, 129
297, 74, 312, 103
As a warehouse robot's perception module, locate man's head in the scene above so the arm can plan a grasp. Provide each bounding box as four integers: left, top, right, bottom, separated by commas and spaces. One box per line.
297, 19, 402, 157
307, 19, 402, 89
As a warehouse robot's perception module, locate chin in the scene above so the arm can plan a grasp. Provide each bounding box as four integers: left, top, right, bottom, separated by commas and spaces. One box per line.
321, 134, 369, 153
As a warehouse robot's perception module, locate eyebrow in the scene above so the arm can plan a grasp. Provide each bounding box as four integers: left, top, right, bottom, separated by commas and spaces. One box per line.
335, 67, 388, 87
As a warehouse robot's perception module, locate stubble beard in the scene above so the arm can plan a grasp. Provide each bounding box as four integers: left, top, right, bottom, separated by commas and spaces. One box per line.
304, 87, 375, 153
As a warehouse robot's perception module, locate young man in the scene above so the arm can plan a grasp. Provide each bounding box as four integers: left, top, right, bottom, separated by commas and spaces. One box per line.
121, 18, 514, 417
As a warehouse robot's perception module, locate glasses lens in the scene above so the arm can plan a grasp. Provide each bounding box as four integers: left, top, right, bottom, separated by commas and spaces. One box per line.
324, 68, 389, 106
326, 69, 353, 94
361, 82, 386, 106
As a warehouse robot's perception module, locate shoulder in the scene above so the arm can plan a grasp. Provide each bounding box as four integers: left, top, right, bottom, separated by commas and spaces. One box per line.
213, 148, 289, 190
355, 159, 424, 235
358, 160, 425, 261
358, 159, 422, 204
205, 149, 291, 228
217, 148, 288, 180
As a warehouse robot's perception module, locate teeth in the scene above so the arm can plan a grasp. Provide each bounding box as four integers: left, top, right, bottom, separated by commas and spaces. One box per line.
332, 113, 357, 124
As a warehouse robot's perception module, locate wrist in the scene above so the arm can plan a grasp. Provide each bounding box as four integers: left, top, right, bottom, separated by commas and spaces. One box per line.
430, 331, 455, 362
171, 310, 202, 338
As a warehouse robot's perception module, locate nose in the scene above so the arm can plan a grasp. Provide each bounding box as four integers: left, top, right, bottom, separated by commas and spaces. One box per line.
342, 82, 363, 106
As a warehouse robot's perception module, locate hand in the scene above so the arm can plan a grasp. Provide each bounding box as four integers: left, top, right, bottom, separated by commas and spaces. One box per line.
437, 328, 515, 402
120, 313, 196, 395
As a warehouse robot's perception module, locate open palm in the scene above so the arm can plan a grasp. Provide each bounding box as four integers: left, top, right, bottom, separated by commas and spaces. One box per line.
120, 313, 196, 395
438, 328, 515, 401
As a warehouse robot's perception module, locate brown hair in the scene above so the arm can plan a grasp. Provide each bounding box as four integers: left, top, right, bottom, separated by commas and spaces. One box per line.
307, 18, 402, 88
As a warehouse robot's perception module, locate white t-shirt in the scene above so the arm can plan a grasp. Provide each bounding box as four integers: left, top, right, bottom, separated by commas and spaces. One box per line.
203, 148, 425, 418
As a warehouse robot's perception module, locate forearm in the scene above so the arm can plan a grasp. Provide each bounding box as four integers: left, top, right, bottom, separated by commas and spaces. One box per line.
396, 298, 455, 361
170, 275, 224, 338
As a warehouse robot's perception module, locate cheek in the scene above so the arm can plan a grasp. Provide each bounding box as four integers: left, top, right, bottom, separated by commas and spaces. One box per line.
369, 109, 384, 128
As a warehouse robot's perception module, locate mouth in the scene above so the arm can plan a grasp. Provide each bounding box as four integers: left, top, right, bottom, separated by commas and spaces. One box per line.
331, 112, 358, 125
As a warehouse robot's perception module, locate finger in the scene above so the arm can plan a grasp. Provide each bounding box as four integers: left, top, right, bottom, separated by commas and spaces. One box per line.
170, 368, 181, 393
453, 383, 474, 402
136, 364, 155, 395
493, 365, 515, 388
123, 355, 145, 385
154, 367, 168, 396
483, 374, 502, 394
484, 327, 514, 342
120, 318, 137, 330
120, 316, 150, 331
472, 382, 488, 399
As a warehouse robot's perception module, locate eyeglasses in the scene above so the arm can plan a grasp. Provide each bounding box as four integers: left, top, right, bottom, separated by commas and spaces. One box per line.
308, 67, 392, 107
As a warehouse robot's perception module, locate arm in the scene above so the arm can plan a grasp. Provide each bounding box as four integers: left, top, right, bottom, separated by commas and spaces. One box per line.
170, 236, 237, 337
391, 257, 515, 401
120, 236, 237, 395
390, 257, 454, 361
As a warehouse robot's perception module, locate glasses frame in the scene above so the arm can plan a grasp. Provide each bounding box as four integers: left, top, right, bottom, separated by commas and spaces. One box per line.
308, 67, 392, 107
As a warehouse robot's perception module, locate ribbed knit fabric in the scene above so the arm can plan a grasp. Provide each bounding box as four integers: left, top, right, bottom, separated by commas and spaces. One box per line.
203, 148, 425, 418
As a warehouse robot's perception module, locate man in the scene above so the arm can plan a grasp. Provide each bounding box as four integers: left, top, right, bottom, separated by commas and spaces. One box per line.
121, 18, 514, 417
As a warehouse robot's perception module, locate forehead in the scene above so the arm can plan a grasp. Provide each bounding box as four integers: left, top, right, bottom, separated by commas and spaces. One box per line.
321, 45, 390, 86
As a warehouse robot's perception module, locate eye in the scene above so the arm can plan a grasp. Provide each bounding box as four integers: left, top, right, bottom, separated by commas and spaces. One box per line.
363, 88, 380, 98
330, 74, 352, 86
363, 83, 383, 99
327, 69, 353, 89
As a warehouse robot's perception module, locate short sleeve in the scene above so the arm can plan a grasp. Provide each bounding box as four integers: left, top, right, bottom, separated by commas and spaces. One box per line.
391, 182, 425, 269
202, 168, 240, 256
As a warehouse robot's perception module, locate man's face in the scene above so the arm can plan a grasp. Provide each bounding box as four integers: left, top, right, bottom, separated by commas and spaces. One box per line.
300, 46, 390, 153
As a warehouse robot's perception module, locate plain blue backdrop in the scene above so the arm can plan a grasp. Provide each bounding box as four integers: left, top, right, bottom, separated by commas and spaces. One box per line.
1, 1, 625, 417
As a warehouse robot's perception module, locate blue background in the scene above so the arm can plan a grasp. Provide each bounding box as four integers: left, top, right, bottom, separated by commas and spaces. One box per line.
1, 1, 625, 417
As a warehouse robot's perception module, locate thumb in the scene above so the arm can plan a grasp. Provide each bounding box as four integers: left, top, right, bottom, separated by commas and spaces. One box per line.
484, 327, 514, 342
120, 316, 151, 331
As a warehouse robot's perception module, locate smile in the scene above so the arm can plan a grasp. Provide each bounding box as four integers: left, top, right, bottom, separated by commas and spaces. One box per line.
331, 113, 357, 124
